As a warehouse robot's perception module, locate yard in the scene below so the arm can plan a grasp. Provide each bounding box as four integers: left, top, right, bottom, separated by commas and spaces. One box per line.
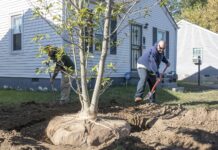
1, 82, 218, 108
0, 83, 218, 149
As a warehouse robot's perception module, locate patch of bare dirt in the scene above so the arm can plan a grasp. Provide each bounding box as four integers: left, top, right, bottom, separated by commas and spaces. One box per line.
0, 101, 218, 150
131, 107, 218, 150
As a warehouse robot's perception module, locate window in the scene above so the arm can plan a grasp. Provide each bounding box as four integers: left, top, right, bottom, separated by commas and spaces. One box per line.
83, 10, 93, 53
157, 29, 166, 41
110, 19, 117, 54
94, 18, 104, 52
95, 33, 103, 51
94, 18, 117, 54
11, 15, 22, 51
153, 27, 169, 58
193, 48, 203, 59
84, 27, 93, 53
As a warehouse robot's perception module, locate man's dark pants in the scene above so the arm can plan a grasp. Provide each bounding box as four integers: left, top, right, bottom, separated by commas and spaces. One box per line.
135, 68, 156, 101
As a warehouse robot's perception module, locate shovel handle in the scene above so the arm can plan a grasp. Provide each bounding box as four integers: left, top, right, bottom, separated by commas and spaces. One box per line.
151, 65, 168, 92
151, 79, 161, 92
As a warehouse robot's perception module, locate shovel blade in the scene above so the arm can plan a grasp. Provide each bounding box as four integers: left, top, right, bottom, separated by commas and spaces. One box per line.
144, 91, 154, 101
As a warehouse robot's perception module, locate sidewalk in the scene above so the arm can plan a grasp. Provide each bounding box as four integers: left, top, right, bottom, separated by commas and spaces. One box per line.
205, 84, 218, 89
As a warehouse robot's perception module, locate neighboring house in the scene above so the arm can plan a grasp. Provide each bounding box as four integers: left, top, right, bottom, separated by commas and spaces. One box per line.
0, 0, 177, 90
177, 20, 218, 84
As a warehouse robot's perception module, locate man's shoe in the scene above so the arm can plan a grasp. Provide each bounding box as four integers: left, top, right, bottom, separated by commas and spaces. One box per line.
135, 97, 143, 103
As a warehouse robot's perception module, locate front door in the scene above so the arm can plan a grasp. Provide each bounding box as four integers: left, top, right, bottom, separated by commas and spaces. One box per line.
131, 24, 142, 71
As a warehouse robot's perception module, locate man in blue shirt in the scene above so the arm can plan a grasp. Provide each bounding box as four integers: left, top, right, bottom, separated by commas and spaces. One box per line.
134, 40, 170, 103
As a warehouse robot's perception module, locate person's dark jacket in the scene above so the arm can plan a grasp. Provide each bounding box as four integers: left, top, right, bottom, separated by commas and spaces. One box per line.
137, 44, 169, 77
52, 54, 75, 80
56, 55, 75, 71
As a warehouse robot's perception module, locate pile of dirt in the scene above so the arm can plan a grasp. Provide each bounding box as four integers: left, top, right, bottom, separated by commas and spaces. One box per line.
131, 107, 218, 150
101, 103, 184, 131
0, 102, 218, 150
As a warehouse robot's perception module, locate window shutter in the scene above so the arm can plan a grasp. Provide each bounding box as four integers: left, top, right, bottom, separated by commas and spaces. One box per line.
166, 31, 169, 59
152, 27, 157, 45
110, 19, 117, 54
84, 27, 93, 53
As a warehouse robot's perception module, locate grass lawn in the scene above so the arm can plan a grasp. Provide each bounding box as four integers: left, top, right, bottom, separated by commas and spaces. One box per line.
0, 82, 218, 108
100, 82, 218, 108
0, 90, 58, 105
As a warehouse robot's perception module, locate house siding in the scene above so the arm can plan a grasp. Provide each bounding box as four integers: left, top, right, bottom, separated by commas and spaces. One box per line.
85, 0, 177, 78
0, 0, 177, 89
0, 0, 63, 79
177, 20, 218, 82
144, 0, 177, 73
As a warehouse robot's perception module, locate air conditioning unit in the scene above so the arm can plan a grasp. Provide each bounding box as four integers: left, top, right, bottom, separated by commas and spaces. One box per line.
193, 58, 201, 64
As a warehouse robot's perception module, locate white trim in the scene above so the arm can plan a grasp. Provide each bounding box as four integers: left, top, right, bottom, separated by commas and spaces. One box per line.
10, 11, 24, 55
174, 28, 177, 72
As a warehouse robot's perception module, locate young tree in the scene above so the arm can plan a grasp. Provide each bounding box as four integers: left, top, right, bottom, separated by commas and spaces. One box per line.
30, 0, 168, 146
31, 0, 166, 119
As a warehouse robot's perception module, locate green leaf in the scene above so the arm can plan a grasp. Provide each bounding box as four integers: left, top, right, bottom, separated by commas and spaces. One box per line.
107, 62, 116, 71
91, 65, 98, 73
35, 53, 42, 58
35, 68, 41, 74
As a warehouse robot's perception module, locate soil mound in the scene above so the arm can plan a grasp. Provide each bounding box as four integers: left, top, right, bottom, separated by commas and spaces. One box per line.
131, 107, 218, 150
0, 102, 218, 149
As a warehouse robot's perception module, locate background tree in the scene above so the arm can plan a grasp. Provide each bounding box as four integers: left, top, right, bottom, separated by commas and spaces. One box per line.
167, 0, 218, 33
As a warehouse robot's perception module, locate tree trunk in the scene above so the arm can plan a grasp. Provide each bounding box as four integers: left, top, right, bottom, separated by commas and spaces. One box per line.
90, 0, 112, 114
71, 45, 84, 111
78, 29, 90, 111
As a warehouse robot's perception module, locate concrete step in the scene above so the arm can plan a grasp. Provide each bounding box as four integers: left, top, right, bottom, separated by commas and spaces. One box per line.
172, 87, 184, 92
161, 82, 177, 88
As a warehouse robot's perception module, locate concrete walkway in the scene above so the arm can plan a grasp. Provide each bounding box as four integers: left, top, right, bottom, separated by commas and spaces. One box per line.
205, 84, 218, 89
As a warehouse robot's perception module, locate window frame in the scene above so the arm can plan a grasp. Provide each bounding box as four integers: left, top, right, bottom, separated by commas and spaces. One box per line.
93, 17, 117, 55
94, 33, 103, 52
193, 47, 203, 60
157, 29, 169, 58
10, 13, 23, 54
93, 17, 104, 53
153, 27, 169, 58
157, 29, 166, 42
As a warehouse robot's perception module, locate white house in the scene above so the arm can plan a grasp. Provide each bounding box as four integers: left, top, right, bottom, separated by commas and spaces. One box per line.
0, 0, 177, 90
177, 20, 218, 84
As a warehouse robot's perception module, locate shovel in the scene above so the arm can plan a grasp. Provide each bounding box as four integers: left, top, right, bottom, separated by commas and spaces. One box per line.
49, 72, 55, 91
144, 65, 168, 101
46, 62, 56, 101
